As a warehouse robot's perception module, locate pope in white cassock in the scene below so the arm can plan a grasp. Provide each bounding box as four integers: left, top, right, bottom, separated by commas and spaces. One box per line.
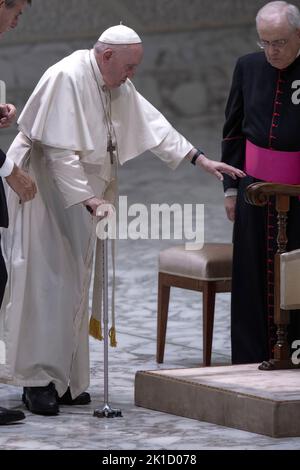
0, 25, 245, 415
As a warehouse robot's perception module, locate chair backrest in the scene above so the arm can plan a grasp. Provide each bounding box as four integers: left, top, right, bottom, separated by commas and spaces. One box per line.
280, 249, 300, 310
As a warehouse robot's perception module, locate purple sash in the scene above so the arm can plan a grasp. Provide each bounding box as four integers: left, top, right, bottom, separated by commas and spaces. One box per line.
245, 140, 300, 184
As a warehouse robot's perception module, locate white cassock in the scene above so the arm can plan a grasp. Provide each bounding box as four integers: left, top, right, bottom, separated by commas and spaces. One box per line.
0, 49, 193, 398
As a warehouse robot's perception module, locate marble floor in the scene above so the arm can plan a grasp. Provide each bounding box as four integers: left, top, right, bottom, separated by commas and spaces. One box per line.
1, 124, 300, 450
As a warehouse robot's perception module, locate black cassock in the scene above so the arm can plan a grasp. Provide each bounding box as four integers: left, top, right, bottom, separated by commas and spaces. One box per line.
222, 51, 300, 364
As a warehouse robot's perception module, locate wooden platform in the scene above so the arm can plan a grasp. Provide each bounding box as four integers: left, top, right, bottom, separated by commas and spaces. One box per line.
135, 364, 300, 437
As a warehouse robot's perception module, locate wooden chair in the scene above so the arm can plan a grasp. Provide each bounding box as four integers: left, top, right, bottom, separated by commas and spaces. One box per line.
246, 182, 300, 370
157, 243, 233, 366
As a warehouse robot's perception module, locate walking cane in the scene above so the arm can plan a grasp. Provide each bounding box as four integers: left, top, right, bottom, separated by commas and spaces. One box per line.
93, 206, 122, 419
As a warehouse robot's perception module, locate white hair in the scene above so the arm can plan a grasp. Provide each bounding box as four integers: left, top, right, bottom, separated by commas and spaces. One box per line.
256, 1, 300, 29
94, 41, 140, 55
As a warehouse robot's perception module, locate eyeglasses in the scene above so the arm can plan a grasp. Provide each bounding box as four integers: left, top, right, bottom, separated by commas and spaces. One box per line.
257, 38, 289, 50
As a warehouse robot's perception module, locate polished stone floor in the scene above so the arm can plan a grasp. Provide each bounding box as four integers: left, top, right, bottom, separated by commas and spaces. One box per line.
1, 123, 300, 450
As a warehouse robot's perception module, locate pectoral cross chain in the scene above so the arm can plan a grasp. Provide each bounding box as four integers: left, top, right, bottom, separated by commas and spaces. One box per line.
107, 139, 116, 165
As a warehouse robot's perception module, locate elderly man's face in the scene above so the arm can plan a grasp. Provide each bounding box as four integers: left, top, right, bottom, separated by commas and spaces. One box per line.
101, 44, 144, 89
257, 18, 300, 69
0, 0, 28, 37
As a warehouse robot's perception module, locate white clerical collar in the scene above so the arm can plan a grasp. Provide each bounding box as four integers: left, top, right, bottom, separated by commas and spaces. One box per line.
89, 49, 107, 92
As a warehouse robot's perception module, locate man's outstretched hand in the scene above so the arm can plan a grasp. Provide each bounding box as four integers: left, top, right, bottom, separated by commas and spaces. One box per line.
196, 154, 246, 182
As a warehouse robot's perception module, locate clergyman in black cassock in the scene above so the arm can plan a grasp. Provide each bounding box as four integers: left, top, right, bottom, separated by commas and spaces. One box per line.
222, 1, 300, 364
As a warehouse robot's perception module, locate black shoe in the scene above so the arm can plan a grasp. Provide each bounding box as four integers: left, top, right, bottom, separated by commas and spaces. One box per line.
22, 383, 59, 416
0, 407, 25, 425
57, 387, 91, 405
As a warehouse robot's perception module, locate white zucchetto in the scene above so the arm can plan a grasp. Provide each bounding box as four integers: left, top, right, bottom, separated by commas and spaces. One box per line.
98, 25, 142, 45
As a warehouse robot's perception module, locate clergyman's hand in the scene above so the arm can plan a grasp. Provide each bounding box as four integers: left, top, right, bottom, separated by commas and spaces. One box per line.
196, 154, 246, 182
5, 164, 37, 203
0, 104, 17, 129
225, 196, 237, 222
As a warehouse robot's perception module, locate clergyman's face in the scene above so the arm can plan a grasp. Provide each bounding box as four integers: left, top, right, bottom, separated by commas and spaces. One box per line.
0, 0, 28, 37
101, 44, 144, 89
257, 18, 300, 69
